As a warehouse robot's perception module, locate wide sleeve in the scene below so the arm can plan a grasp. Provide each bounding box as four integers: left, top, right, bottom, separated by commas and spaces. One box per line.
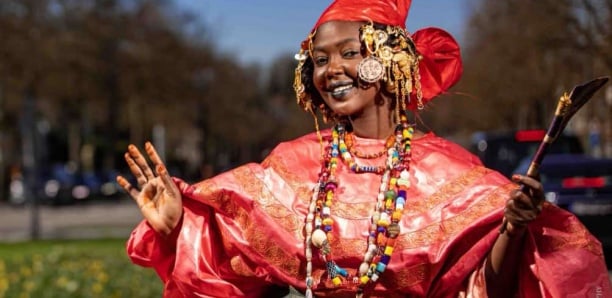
517, 204, 611, 296
126, 161, 312, 297
413, 136, 611, 297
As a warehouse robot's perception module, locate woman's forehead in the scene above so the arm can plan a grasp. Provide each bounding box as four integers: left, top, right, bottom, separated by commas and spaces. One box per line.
312, 21, 363, 45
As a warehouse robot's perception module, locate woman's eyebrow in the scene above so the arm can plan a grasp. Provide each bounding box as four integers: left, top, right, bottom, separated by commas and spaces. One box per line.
312, 37, 360, 53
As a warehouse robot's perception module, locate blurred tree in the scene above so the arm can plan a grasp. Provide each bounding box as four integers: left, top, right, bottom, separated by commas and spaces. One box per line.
3, 0, 607, 198
262, 54, 317, 150
0, 0, 269, 191
426, 0, 611, 144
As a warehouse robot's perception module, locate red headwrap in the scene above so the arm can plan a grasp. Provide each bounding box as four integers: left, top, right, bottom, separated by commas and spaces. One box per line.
302, 0, 462, 107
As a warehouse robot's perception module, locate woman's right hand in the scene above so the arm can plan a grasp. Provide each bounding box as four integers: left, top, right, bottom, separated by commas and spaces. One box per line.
116, 142, 182, 236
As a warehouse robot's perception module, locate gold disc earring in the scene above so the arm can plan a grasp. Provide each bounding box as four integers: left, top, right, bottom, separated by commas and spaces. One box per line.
358, 56, 384, 83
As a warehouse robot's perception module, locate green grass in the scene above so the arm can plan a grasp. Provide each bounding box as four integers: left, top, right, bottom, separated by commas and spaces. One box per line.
0, 239, 162, 298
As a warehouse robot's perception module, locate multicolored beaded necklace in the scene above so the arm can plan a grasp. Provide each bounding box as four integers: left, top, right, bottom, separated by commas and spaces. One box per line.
345, 132, 395, 161
304, 115, 414, 298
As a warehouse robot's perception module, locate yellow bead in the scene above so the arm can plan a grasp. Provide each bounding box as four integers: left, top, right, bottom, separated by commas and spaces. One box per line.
322, 218, 334, 226
390, 178, 397, 186
332, 276, 342, 286
360, 275, 370, 284
384, 246, 394, 255
392, 211, 402, 221
377, 219, 390, 227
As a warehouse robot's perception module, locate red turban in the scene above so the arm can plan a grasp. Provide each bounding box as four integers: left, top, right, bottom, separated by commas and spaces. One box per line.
302, 0, 462, 107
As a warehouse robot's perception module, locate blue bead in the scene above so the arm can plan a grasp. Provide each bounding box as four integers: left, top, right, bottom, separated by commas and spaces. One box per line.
377, 227, 386, 233
398, 190, 407, 198
324, 225, 332, 232
380, 255, 391, 264
396, 197, 406, 205
376, 262, 386, 273
335, 265, 348, 277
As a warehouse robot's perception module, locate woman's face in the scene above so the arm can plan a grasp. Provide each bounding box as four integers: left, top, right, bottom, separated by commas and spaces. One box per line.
311, 21, 382, 117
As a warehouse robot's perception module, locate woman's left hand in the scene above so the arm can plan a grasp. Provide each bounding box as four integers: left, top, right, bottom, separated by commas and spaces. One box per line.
504, 174, 545, 236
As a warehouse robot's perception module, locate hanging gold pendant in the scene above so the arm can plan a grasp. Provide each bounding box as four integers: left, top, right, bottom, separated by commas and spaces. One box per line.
358, 56, 384, 83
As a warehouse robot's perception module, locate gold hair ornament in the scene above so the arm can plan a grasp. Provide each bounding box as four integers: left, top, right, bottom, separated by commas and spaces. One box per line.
294, 31, 317, 114
293, 49, 310, 110
358, 23, 424, 114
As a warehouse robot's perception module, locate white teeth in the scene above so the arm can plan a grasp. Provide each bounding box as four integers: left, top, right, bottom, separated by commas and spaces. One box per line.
333, 85, 352, 93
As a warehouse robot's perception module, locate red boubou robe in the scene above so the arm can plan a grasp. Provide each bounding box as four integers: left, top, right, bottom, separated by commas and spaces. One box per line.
127, 130, 611, 297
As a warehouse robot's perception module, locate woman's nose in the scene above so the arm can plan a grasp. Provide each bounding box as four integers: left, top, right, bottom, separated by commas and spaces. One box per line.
326, 57, 343, 78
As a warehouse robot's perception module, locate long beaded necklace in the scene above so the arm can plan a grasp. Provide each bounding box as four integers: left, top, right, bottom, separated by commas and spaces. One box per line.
304, 115, 414, 298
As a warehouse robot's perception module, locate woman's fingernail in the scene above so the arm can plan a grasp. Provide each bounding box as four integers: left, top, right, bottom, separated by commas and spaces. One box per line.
512, 174, 521, 181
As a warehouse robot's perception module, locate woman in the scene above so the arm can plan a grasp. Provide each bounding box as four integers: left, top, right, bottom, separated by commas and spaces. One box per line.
118, 0, 611, 297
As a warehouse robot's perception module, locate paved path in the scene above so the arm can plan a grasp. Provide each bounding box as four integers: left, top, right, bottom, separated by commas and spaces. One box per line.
0, 199, 142, 242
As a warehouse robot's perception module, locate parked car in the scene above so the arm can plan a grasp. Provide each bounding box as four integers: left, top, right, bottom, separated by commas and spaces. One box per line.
8, 163, 123, 206
470, 129, 584, 177
513, 153, 612, 267
470, 130, 612, 267
513, 154, 612, 212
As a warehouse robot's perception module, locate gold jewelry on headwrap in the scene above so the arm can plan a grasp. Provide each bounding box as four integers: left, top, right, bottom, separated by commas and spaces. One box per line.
294, 31, 317, 114
293, 48, 310, 111
358, 23, 424, 113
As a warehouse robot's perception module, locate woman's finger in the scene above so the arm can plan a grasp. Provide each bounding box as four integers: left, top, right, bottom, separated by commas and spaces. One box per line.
156, 164, 179, 197
512, 174, 544, 206
128, 144, 156, 182
510, 189, 536, 210
145, 142, 165, 167
116, 175, 139, 199
124, 153, 147, 186
505, 199, 538, 225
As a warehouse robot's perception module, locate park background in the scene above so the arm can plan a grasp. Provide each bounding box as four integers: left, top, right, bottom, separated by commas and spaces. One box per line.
0, 0, 611, 297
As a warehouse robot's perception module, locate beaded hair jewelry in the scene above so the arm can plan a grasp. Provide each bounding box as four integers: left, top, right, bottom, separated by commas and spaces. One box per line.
304, 115, 414, 298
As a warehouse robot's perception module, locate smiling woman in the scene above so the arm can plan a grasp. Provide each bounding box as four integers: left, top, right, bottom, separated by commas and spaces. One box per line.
118, 0, 611, 297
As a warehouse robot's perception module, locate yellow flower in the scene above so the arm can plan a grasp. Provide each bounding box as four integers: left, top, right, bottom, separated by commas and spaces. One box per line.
55, 276, 69, 287
97, 272, 108, 283
19, 266, 31, 277
92, 283, 103, 294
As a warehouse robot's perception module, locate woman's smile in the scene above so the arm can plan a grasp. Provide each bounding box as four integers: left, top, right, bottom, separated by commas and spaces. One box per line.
329, 81, 355, 100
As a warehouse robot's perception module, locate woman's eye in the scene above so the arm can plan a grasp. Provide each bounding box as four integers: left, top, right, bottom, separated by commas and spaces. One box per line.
343, 50, 359, 58
314, 56, 328, 66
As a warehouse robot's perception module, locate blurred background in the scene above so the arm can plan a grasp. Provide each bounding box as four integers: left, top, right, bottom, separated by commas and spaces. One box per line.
0, 0, 610, 297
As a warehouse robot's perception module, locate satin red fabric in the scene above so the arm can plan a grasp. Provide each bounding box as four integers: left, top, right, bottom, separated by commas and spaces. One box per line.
127, 131, 611, 297
410, 27, 462, 109
311, 0, 412, 30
